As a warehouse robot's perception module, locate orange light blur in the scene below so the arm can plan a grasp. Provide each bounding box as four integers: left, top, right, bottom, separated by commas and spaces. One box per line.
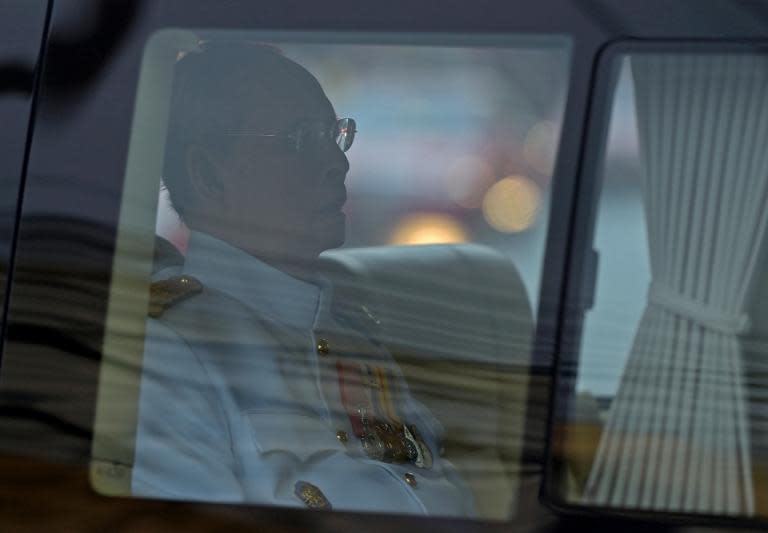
482, 175, 541, 233
389, 213, 469, 246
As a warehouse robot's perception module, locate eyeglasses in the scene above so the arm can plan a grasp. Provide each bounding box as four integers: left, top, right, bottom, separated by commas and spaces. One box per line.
225, 117, 356, 153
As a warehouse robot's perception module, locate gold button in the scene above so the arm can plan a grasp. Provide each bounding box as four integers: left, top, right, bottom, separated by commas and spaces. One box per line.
316, 338, 330, 355
404, 473, 417, 487
336, 430, 348, 443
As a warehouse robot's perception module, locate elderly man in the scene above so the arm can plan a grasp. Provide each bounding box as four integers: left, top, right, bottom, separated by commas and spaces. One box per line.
133, 42, 476, 517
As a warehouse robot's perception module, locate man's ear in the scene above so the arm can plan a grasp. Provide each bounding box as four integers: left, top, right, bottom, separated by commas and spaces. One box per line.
185, 145, 224, 202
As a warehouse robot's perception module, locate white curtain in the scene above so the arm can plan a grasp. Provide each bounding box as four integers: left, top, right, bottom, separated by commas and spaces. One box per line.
584, 54, 768, 515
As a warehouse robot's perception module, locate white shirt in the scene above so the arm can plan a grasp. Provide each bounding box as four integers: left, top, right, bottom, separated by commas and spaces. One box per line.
133, 231, 476, 517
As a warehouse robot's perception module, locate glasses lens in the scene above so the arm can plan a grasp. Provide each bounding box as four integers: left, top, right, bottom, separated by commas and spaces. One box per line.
334, 118, 356, 152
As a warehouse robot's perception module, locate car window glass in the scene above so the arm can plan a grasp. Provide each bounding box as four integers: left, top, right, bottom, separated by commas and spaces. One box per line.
92, 30, 571, 520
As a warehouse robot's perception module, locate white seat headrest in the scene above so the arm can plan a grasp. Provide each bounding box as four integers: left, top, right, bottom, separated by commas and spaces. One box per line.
320, 243, 534, 366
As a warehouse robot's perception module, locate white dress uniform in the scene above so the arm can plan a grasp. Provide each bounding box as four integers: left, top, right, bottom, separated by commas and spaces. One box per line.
132, 231, 476, 517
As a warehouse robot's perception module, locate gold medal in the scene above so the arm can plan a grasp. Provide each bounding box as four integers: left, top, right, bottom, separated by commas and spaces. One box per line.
294, 481, 332, 510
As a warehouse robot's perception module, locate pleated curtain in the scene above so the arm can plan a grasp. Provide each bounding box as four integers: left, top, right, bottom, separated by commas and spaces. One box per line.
584, 54, 768, 515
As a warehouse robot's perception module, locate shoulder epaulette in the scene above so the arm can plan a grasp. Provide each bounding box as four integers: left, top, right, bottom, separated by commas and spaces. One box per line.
148, 275, 203, 318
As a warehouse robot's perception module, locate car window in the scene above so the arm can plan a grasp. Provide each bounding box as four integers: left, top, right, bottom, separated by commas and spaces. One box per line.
6, 1, 768, 531
88, 30, 572, 520
549, 48, 768, 521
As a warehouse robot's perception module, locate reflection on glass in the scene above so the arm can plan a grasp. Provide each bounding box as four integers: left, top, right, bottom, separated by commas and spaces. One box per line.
94, 31, 570, 520
555, 52, 768, 519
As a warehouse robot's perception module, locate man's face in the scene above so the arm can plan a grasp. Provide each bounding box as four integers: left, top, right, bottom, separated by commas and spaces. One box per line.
202, 70, 350, 263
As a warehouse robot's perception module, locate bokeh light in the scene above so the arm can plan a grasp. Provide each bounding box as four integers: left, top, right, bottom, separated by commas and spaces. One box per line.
445, 155, 496, 209
523, 120, 559, 176
482, 175, 541, 233
389, 213, 469, 245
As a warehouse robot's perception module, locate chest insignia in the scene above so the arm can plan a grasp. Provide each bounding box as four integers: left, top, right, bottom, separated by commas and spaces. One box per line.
336, 360, 433, 469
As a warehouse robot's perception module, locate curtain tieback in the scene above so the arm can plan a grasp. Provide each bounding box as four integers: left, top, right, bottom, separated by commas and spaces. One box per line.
647, 281, 750, 335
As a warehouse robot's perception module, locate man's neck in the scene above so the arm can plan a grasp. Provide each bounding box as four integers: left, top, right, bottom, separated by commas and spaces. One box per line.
255, 253, 323, 285
190, 226, 323, 285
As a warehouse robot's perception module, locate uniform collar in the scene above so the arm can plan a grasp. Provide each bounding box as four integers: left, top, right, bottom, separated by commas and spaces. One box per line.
182, 231, 321, 328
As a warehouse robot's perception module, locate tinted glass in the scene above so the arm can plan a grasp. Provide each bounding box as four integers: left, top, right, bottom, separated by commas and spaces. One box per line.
93, 30, 571, 520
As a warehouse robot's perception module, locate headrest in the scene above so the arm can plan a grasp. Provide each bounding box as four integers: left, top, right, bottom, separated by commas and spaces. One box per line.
320, 243, 533, 366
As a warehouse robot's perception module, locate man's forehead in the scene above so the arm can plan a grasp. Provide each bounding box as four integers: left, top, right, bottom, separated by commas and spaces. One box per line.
239, 75, 335, 129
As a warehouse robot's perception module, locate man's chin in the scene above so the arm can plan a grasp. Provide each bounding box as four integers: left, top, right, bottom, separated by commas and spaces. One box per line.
315, 211, 346, 250
315, 229, 346, 254
248, 212, 346, 263
281, 228, 345, 264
